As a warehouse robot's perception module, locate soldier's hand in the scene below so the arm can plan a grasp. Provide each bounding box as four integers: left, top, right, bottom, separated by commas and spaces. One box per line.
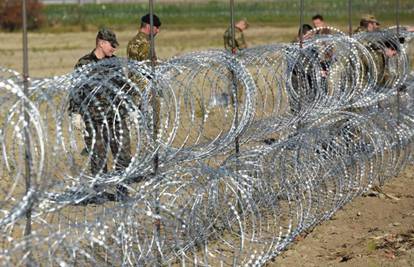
303, 31, 314, 40
71, 114, 85, 132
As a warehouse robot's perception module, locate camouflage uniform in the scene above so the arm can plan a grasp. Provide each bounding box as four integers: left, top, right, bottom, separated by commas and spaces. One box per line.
354, 15, 380, 34
126, 31, 162, 141
126, 31, 154, 91
357, 40, 391, 89
354, 26, 366, 34
354, 25, 375, 34
127, 31, 153, 62
224, 26, 247, 52
70, 50, 131, 175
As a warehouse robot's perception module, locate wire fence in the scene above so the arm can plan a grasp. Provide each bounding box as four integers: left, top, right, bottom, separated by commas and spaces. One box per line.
0, 27, 413, 266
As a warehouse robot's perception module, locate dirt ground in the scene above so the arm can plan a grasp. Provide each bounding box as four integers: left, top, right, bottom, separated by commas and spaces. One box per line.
270, 164, 414, 267
1, 27, 414, 266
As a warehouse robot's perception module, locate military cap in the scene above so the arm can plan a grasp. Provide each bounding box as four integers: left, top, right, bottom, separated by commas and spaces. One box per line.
361, 14, 380, 25
96, 28, 119, 48
141, 13, 162, 27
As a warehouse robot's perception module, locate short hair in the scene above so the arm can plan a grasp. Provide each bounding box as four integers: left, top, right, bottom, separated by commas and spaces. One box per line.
384, 39, 400, 52
360, 20, 370, 28
140, 13, 161, 28
312, 14, 324, 21
298, 24, 313, 36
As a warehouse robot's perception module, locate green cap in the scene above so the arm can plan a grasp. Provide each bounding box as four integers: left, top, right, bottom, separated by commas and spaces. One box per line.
96, 28, 119, 48
361, 14, 380, 25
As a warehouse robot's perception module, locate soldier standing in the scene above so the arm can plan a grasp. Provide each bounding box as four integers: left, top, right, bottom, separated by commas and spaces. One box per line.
223, 19, 249, 53
354, 14, 380, 33
126, 14, 162, 177
70, 28, 131, 201
127, 13, 162, 61
311, 14, 331, 35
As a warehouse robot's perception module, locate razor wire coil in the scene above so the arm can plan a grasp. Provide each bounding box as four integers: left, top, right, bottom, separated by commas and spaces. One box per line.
0, 28, 413, 266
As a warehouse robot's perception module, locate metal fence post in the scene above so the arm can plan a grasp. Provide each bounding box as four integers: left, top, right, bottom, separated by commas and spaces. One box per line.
22, 0, 34, 265
148, 1, 162, 265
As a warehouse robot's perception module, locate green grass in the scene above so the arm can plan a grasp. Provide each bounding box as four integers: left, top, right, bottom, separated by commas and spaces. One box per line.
42, 0, 414, 31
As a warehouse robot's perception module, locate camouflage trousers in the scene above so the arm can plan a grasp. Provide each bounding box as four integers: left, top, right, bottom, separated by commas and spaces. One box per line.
83, 115, 131, 175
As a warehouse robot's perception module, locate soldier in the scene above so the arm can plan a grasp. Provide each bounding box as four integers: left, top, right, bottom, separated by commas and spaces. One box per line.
126, 14, 162, 179
311, 14, 331, 35
290, 24, 331, 116
294, 23, 313, 42
374, 38, 401, 89
74, 28, 118, 68
127, 13, 162, 62
223, 19, 249, 53
355, 15, 414, 34
354, 14, 380, 33
70, 28, 130, 202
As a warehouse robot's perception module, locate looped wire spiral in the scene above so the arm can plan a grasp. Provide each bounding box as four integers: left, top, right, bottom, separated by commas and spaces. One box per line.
0, 28, 413, 266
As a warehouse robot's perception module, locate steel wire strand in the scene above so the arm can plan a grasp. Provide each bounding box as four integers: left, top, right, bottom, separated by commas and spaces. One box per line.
3, 100, 413, 266
0, 29, 414, 266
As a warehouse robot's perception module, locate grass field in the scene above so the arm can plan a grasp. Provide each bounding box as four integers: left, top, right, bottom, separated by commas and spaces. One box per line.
2, 0, 413, 77
0, 26, 300, 77
40, 0, 414, 31
2, 26, 414, 78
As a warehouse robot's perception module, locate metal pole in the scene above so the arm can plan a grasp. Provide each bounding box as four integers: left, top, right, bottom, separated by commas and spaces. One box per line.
77, 0, 82, 25
396, 0, 401, 124
229, 2, 242, 262
230, 0, 235, 53
296, 0, 304, 133
148, 1, 161, 266
149, 0, 158, 180
396, 0, 400, 36
299, 0, 304, 48
149, 2, 156, 71
229, 0, 240, 154
22, 0, 33, 265
348, 0, 353, 37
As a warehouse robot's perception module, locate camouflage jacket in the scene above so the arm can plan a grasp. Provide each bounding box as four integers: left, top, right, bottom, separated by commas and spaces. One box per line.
357, 43, 393, 91
372, 48, 391, 88
127, 31, 156, 61
69, 50, 127, 119
75, 50, 110, 68
354, 26, 368, 34
223, 26, 247, 52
